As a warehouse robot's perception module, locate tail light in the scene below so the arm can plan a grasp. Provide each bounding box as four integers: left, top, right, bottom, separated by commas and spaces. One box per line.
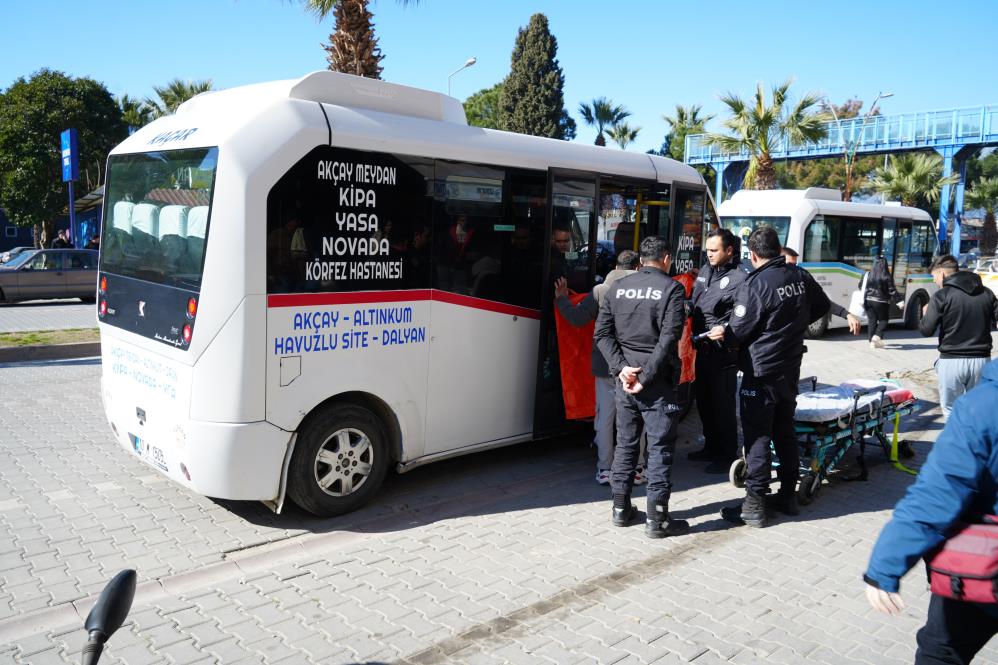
186, 297, 197, 318
182, 324, 193, 345
99, 300, 107, 318
99, 275, 107, 292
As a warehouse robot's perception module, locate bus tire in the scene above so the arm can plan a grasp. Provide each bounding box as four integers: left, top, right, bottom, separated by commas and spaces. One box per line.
905, 291, 929, 330
287, 403, 389, 517
804, 313, 829, 339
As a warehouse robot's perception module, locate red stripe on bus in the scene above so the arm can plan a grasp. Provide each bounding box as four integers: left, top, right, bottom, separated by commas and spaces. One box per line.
267, 289, 541, 320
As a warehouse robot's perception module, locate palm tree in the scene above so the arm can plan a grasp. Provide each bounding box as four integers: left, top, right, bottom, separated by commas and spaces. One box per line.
704, 79, 827, 190
145, 79, 214, 119
117, 94, 152, 133
662, 104, 714, 161
966, 176, 998, 256
870, 153, 960, 207
578, 97, 630, 147
301, 0, 417, 19
607, 122, 640, 151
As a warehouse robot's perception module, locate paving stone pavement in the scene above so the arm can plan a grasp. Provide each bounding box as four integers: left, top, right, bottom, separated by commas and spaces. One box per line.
0, 326, 996, 663
0, 301, 96, 333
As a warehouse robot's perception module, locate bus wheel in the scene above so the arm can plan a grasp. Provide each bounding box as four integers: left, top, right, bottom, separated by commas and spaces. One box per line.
905, 291, 928, 329
287, 404, 389, 517
804, 313, 829, 339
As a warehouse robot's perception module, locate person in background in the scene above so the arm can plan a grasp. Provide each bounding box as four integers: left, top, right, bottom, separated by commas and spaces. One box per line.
919, 254, 998, 418
84, 234, 100, 250
864, 359, 998, 664
864, 254, 902, 349
52, 229, 70, 248
555, 250, 645, 485
782, 246, 862, 335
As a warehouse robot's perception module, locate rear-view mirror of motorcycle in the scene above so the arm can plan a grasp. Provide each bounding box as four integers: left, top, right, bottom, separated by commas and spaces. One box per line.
81, 569, 137, 665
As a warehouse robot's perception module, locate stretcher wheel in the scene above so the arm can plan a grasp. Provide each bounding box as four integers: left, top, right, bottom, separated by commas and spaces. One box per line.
899, 440, 916, 459
729, 458, 746, 488
797, 472, 821, 505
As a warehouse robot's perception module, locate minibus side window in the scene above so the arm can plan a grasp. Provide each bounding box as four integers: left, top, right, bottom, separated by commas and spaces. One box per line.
803, 215, 841, 262
432, 162, 546, 309
910, 222, 936, 270
265, 146, 432, 293
836, 216, 879, 273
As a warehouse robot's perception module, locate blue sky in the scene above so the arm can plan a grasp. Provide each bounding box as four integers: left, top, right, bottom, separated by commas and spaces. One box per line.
4, 0, 997, 152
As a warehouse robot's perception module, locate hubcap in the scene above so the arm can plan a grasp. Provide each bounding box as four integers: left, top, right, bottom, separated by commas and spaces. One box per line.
314, 428, 374, 497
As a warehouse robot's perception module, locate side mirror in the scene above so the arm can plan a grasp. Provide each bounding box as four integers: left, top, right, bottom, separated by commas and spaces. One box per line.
82, 569, 136, 664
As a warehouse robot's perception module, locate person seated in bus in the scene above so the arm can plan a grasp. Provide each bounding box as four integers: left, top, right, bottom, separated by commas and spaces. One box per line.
436, 214, 480, 294
505, 224, 542, 309
783, 246, 862, 335
549, 223, 572, 285
406, 220, 432, 288
267, 210, 304, 292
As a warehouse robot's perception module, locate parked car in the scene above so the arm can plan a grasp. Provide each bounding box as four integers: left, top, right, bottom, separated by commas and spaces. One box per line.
0, 249, 99, 304
0, 246, 32, 264
976, 257, 998, 297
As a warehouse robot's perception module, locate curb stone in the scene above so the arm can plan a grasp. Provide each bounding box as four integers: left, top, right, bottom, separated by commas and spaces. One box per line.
0, 341, 100, 363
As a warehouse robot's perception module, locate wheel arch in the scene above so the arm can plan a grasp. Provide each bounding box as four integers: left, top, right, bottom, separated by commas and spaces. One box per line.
270, 390, 404, 514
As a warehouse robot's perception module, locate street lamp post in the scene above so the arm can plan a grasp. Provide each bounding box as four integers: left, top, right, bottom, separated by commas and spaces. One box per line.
821, 92, 893, 201
447, 57, 477, 97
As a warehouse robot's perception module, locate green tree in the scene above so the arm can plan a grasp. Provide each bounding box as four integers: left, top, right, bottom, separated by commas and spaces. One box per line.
966, 176, 998, 256
870, 152, 960, 208
301, 0, 418, 18
0, 69, 127, 246
497, 13, 573, 140
145, 79, 214, 119
578, 97, 630, 147
117, 94, 152, 133
464, 83, 504, 129
607, 122, 640, 150
659, 104, 713, 161
324, 0, 384, 78
704, 79, 827, 190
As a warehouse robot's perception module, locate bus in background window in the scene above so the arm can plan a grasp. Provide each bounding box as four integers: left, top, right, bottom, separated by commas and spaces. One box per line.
718, 187, 938, 337
97, 71, 711, 517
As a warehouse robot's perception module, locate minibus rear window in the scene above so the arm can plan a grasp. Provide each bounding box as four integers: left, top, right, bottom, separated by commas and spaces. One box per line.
101, 148, 218, 290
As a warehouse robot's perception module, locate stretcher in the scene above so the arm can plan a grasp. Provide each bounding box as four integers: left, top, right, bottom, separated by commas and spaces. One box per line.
729, 376, 920, 504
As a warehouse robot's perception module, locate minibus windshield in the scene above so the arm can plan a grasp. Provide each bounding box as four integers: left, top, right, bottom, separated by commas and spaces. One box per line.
101, 148, 218, 290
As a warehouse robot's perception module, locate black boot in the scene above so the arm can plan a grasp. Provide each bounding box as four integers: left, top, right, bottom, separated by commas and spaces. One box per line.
644, 501, 690, 538
720, 491, 767, 528
612, 494, 637, 527
765, 492, 800, 517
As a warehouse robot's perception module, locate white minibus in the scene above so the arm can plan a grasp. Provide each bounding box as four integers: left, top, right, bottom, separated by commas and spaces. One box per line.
97, 71, 713, 516
717, 188, 938, 337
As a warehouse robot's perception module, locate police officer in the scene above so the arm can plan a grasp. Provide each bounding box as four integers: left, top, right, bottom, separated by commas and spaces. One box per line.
595, 236, 690, 538
688, 228, 747, 474
707, 226, 830, 528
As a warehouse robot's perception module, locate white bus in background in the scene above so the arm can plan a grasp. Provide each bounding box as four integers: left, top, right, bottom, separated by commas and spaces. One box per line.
717, 188, 939, 337
96, 71, 712, 517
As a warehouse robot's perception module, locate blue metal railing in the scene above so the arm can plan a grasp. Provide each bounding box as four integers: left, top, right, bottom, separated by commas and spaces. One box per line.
684, 105, 998, 165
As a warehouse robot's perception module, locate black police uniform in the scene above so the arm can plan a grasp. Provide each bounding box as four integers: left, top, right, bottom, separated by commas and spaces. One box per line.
594, 266, 686, 530
690, 259, 747, 465
725, 256, 830, 500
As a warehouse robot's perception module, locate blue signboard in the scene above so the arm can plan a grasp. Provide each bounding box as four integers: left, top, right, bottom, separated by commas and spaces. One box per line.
61, 129, 78, 182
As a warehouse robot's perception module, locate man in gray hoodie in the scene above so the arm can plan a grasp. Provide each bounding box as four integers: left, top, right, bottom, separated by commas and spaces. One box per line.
555, 250, 643, 484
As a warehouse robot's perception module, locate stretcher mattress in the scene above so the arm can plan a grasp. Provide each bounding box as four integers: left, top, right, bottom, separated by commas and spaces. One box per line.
795, 379, 914, 423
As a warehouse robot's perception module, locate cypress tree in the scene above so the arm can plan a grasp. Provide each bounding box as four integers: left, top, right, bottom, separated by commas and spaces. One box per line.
324, 0, 384, 79
498, 14, 573, 140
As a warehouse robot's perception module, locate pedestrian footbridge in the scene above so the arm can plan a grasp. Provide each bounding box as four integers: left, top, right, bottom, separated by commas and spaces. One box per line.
685, 105, 998, 254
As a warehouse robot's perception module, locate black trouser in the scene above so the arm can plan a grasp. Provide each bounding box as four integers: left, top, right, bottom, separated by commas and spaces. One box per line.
915, 594, 998, 664
611, 380, 678, 511
739, 370, 800, 497
694, 349, 738, 463
865, 300, 889, 340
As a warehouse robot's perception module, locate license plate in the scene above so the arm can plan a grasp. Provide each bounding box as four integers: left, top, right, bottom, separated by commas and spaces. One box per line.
129, 433, 168, 472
